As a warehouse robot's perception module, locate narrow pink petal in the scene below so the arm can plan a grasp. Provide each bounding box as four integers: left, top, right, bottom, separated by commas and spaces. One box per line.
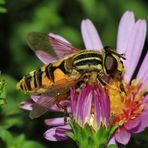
136, 53, 148, 87
82, 91, 92, 124
124, 20, 147, 83
142, 76, 148, 91
116, 11, 135, 53
20, 100, 34, 111
44, 117, 69, 126
70, 87, 77, 115
108, 137, 117, 146
115, 127, 131, 145
31, 95, 40, 102
81, 19, 103, 50
44, 125, 71, 141
35, 50, 57, 64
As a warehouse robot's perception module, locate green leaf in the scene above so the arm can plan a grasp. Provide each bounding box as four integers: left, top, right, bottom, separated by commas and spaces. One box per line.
0, 0, 7, 13
22, 141, 44, 148
0, 128, 13, 147
0, 77, 7, 105
107, 144, 118, 148
68, 121, 118, 148
0, 6, 7, 13
0, 0, 6, 4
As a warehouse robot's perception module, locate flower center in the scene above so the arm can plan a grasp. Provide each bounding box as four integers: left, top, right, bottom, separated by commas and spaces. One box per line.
108, 79, 145, 126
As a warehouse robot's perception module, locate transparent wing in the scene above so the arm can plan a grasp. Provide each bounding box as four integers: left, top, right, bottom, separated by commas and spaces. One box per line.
49, 33, 80, 58
29, 76, 81, 119
27, 32, 57, 64
27, 32, 80, 64
29, 96, 56, 119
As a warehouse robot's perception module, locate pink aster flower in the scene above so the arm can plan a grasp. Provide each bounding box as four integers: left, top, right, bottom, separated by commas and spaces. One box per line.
80, 11, 147, 145
44, 11, 148, 144
21, 11, 147, 145
70, 83, 110, 129
44, 83, 114, 147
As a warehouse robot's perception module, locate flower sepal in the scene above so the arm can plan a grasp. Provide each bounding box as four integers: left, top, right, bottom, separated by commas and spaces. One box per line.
67, 121, 118, 148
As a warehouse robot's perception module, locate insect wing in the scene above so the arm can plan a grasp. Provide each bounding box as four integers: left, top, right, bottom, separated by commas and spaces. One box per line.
48, 33, 80, 58
29, 74, 82, 119
29, 96, 56, 119
27, 32, 57, 64
27, 32, 80, 64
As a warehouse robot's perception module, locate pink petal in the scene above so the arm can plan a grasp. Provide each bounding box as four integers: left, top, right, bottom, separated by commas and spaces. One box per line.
108, 137, 117, 146
124, 19, 147, 83
133, 116, 148, 133
76, 85, 92, 124
116, 11, 135, 53
81, 19, 103, 50
44, 125, 71, 141
31, 95, 40, 102
44, 117, 69, 126
134, 96, 148, 133
115, 127, 131, 145
82, 91, 92, 124
124, 118, 140, 132
35, 50, 57, 64
20, 100, 34, 111
136, 53, 148, 87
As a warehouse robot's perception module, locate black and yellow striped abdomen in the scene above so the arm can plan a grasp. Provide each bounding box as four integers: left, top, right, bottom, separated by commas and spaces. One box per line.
17, 58, 72, 94
17, 50, 108, 94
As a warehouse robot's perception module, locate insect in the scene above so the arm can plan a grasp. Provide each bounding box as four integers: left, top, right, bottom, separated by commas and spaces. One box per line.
17, 32, 125, 119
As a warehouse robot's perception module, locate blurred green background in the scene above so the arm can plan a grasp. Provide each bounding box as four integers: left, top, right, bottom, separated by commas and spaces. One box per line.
0, 0, 147, 147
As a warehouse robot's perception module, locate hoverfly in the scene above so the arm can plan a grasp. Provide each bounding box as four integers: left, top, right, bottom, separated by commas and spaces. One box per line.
17, 32, 125, 119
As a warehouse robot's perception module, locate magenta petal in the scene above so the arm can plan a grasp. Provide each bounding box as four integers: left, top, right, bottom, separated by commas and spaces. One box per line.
70, 87, 78, 115
134, 117, 148, 133
134, 96, 148, 133
77, 85, 92, 124
81, 91, 92, 124
115, 127, 131, 145
44, 117, 68, 126
136, 53, 148, 87
116, 11, 135, 53
124, 19, 147, 83
35, 50, 57, 64
124, 118, 140, 132
44, 125, 71, 141
94, 86, 110, 125
81, 19, 103, 50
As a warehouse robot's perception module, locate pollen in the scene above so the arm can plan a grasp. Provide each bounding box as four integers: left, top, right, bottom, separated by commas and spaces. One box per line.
108, 79, 145, 126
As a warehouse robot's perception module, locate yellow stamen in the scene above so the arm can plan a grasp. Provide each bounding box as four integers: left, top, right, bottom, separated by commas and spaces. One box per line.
108, 79, 145, 126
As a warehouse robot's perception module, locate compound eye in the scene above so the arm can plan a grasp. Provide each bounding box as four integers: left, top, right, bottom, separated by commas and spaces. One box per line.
105, 55, 117, 74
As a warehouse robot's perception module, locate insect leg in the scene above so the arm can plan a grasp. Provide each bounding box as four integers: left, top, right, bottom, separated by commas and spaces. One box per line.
56, 102, 69, 124
98, 72, 122, 93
